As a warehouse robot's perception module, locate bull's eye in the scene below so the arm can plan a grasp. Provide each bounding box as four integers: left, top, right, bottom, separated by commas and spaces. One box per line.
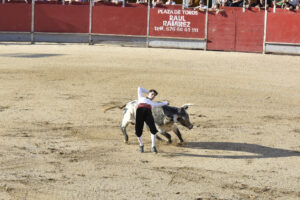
177, 117, 183, 122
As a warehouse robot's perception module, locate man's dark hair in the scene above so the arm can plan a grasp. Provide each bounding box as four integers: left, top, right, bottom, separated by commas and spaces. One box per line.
149, 89, 158, 96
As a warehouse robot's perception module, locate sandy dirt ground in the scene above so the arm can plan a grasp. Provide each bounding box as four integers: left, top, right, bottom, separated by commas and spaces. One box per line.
0, 43, 300, 200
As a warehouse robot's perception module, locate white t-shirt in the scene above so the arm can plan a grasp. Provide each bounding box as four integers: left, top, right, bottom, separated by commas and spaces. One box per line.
165, 0, 176, 4
195, 4, 207, 9
137, 87, 168, 107
289, 0, 299, 6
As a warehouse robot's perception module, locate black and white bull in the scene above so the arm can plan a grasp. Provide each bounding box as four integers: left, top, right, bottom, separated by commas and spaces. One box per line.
119, 100, 193, 143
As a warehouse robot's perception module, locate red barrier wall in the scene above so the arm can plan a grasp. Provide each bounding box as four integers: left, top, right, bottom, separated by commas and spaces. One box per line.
92, 4, 148, 36
0, 3, 31, 32
2, 4, 300, 53
235, 9, 264, 52
149, 5, 205, 38
207, 7, 264, 52
267, 9, 300, 44
35, 4, 89, 33
207, 9, 236, 51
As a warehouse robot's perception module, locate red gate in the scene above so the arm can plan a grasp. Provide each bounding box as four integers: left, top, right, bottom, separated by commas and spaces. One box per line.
92, 3, 148, 36
207, 7, 264, 52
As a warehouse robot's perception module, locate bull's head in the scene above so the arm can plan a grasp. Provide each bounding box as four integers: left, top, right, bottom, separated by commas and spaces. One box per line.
175, 104, 193, 129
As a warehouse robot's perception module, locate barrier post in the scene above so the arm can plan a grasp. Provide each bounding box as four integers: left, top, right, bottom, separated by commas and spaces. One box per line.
204, 0, 208, 50
122, 0, 125, 7
243, 0, 245, 12
263, 0, 267, 53
31, 0, 35, 44
273, 0, 276, 12
2, 0, 4, 4
182, 0, 187, 9
146, 0, 150, 47
89, 0, 93, 45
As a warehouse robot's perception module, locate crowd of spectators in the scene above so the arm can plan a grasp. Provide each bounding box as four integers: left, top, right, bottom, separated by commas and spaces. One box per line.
98, 0, 298, 10
126, 0, 300, 11
123, 0, 300, 10
192, 0, 299, 12
141, 0, 300, 11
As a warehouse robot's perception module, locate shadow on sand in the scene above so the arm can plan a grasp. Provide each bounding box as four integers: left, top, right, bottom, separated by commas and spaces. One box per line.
169, 142, 300, 159
0, 53, 64, 58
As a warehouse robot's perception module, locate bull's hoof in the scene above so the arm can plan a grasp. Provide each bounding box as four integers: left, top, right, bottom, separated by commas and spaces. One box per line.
167, 139, 172, 144
139, 145, 144, 153
177, 141, 185, 146
152, 146, 158, 154
124, 135, 128, 144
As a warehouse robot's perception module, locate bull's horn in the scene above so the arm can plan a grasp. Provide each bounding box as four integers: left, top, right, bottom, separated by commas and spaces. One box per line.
181, 103, 194, 107
181, 103, 194, 110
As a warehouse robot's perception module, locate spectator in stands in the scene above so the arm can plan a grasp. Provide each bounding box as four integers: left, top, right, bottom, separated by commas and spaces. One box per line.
219, 0, 228, 6
208, 0, 227, 14
194, 0, 207, 11
194, 0, 224, 14
152, 0, 163, 6
7, 0, 28, 2
227, 0, 243, 7
280, 0, 299, 10
275, 0, 285, 7
189, 0, 199, 6
256, 0, 271, 9
136, 0, 147, 3
245, 0, 259, 9
111, 0, 123, 4
212, 0, 226, 13
165, 0, 176, 4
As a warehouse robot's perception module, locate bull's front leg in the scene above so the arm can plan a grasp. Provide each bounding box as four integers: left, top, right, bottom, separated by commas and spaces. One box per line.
121, 111, 134, 144
160, 132, 172, 143
155, 126, 170, 142
156, 135, 163, 141
121, 126, 129, 143
173, 127, 184, 144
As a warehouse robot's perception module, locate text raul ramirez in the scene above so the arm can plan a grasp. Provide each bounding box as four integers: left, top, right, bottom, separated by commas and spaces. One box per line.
154, 9, 199, 33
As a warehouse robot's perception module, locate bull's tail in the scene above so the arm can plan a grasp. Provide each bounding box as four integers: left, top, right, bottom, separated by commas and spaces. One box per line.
103, 104, 126, 113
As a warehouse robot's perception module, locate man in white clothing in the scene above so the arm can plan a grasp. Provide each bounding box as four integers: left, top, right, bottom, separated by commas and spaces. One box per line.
135, 86, 168, 153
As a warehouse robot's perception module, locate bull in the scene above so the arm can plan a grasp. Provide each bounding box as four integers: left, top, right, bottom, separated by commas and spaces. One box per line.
105, 100, 193, 144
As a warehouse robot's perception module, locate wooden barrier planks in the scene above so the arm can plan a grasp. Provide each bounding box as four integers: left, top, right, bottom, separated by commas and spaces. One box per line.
35, 4, 89, 33
92, 4, 148, 36
0, 3, 31, 32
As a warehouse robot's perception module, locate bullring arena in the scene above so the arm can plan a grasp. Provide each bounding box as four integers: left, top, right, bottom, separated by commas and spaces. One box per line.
0, 43, 300, 199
